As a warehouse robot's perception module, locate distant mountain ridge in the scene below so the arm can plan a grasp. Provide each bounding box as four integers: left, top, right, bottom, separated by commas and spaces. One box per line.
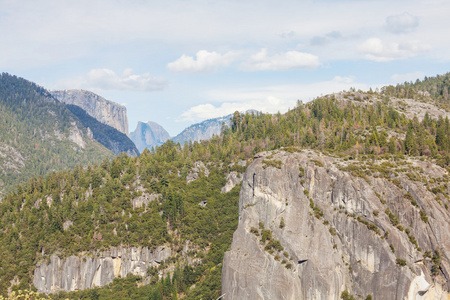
51, 89, 129, 135
171, 114, 232, 145
129, 121, 171, 153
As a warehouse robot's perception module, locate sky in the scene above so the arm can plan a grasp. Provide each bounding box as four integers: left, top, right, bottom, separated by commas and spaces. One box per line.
1, 0, 450, 136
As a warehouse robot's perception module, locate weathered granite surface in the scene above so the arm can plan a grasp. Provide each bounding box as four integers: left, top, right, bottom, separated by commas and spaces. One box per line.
222, 150, 450, 300
33, 246, 171, 293
130, 121, 170, 153
51, 90, 129, 135
221, 171, 243, 193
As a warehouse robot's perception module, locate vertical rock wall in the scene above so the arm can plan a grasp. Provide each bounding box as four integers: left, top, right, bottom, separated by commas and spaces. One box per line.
51, 90, 129, 136
33, 246, 171, 293
222, 150, 450, 300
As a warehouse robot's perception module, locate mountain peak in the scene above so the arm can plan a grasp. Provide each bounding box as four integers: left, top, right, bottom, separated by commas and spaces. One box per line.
130, 121, 171, 152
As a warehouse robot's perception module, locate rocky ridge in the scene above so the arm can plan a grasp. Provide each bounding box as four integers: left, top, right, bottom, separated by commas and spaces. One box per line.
334, 91, 450, 122
51, 90, 129, 135
33, 246, 172, 294
171, 114, 232, 145
222, 149, 450, 299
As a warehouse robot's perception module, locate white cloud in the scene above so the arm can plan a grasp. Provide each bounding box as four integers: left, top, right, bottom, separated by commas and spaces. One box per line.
167, 50, 238, 73
385, 12, 419, 34
358, 38, 431, 62
59, 69, 168, 91
241, 49, 320, 71
391, 71, 425, 83
180, 76, 374, 122
179, 97, 296, 122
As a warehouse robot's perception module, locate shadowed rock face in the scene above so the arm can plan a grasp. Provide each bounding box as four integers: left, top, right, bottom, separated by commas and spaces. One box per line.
33, 246, 171, 293
222, 150, 450, 300
51, 90, 129, 136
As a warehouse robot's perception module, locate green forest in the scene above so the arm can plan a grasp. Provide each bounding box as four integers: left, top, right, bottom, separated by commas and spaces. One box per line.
1, 72, 450, 299
0, 73, 114, 196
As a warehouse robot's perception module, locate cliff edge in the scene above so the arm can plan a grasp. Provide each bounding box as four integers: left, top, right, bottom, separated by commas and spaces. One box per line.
51, 90, 129, 136
222, 149, 450, 300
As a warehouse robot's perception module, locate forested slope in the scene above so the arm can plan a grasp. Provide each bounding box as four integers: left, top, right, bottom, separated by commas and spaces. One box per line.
0, 73, 114, 197
1, 73, 450, 299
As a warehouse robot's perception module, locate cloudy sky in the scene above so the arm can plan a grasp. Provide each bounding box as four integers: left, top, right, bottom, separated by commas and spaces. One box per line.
2, 0, 450, 136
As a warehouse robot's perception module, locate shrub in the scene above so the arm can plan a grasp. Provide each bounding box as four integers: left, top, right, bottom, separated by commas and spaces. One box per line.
250, 227, 259, 235
259, 221, 265, 230
420, 210, 428, 223
390, 244, 395, 253
385, 208, 399, 226
329, 227, 337, 236
396, 258, 406, 266
261, 229, 272, 243
298, 165, 305, 177
262, 159, 282, 169
310, 159, 324, 167
341, 290, 356, 300
279, 217, 286, 229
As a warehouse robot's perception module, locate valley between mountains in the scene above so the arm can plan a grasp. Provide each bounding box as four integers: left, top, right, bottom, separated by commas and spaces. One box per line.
1, 72, 450, 299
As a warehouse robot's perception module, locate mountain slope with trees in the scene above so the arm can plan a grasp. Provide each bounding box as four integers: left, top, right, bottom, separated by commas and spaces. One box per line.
0, 73, 114, 197
1, 72, 450, 298
66, 104, 139, 156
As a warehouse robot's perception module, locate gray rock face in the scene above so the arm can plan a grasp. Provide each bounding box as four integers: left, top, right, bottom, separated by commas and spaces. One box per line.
132, 193, 160, 210
222, 150, 450, 300
33, 246, 171, 293
129, 121, 170, 153
51, 90, 129, 135
221, 171, 243, 193
171, 114, 232, 145
186, 161, 209, 184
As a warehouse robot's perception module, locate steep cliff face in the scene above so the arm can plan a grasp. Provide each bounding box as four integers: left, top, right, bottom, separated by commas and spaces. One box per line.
129, 121, 170, 153
66, 104, 139, 156
51, 90, 129, 135
222, 150, 450, 300
33, 246, 171, 293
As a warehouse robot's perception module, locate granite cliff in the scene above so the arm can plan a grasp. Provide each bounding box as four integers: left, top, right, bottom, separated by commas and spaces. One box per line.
222, 149, 450, 300
130, 121, 171, 153
33, 246, 171, 293
51, 90, 129, 135
66, 104, 139, 156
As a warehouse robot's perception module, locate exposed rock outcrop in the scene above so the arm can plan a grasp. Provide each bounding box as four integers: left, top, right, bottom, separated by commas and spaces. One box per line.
132, 193, 161, 210
222, 150, 450, 300
51, 90, 129, 135
221, 171, 243, 193
33, 246, 171, 293
130, 121, 170, 153
186, 161, 209, 184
